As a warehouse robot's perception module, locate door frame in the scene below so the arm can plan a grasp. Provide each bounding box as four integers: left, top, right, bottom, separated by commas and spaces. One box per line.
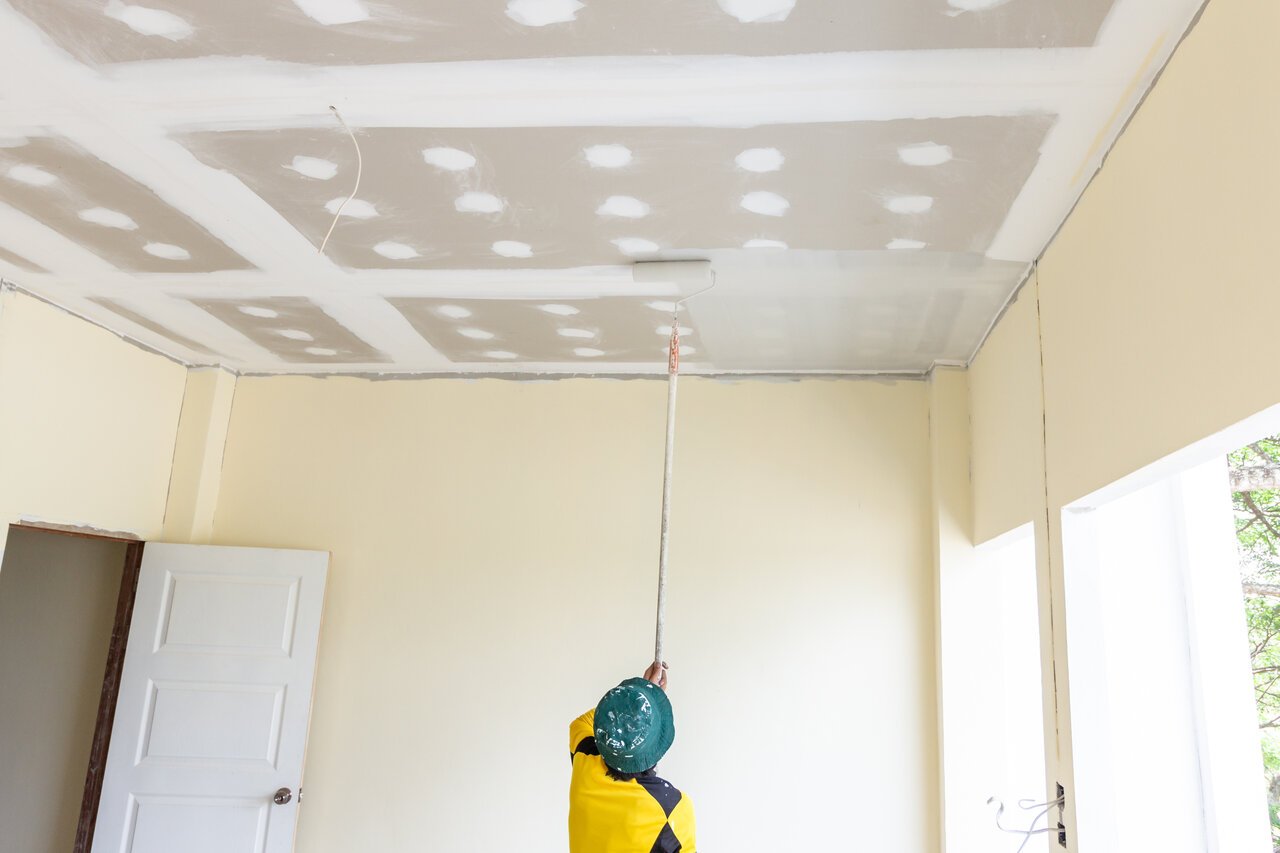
3, 522, 145, 853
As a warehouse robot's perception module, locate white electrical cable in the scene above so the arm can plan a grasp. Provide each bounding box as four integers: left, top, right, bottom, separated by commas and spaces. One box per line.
318, 105, 362, 257
988, 795, 1065, 853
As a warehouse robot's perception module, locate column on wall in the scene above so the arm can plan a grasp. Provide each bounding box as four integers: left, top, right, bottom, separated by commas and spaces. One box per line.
929, 366, 975, 853
160, 368, 236, 544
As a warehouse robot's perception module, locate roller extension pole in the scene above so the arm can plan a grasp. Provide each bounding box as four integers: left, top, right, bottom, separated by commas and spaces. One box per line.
654, 318, 680, 666
632, 260, 713, 669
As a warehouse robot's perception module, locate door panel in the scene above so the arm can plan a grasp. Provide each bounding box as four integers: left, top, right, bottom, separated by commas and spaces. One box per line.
93, 544, 328, 853
140, 681, 284, 766
128, 796, 268, 853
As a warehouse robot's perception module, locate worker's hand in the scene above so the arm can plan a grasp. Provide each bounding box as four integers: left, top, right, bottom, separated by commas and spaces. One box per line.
643, 661, 669, 690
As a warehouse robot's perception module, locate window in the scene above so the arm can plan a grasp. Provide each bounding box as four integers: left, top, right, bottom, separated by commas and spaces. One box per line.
943, 524, 1049, 851
1063, 461, 1270, 853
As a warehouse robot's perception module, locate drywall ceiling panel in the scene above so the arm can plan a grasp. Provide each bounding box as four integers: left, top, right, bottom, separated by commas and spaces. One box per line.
179, 117, 1054, 270
685, 249, 1025, 372
0, 0, 1209, 375
387, 295, 693, 364
0, 136, 252, 273
13, 0, 1119, 67
188, 297, 389, 363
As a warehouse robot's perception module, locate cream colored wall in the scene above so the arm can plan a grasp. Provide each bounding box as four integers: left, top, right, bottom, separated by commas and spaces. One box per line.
969, 286, 1046, 546
1037, 0, 1280, 507
0, 289, 187, 543
0, 527, 126, 853
968, 0, 1280, 847
972, 0, 1280, 534
209, 374, 938, 853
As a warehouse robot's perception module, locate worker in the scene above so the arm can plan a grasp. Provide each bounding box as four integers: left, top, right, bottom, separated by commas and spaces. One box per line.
568, 661, 696, 853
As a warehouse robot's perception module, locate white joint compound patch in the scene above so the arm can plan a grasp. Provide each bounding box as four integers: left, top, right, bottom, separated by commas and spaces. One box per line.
898, 142, 953, 167
584, 144, 632, 169
325, 197, 378, 219
717, 0, 796, 23
7, 164, 57, 186
735, 147, 785, 172
78, 207, 139, 230
505, 0, 585, 27
885, 195, 934, 214
455, 192, 505, 214
540, 304, 579, 316
142, 242, 190, 260
373, 241, 419, 260
104, 1, 193, 40
422, 147, 477, 171
596, 196, 650, 219
492, 240, 532, 258
744, 238, 788, 249
287, 155, 339, 180
291, 0, 369, 26
740, 191, 790, 216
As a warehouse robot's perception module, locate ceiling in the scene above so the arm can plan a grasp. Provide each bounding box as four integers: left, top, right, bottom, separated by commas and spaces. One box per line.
0, 0, 1205, 376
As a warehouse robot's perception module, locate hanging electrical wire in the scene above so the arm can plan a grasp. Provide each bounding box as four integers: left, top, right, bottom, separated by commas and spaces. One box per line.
318, 105, 362, 257
988, 794, 1065, 853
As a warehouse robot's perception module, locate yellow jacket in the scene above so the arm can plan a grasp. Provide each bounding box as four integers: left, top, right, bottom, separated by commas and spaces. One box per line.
569, 710, 697, 853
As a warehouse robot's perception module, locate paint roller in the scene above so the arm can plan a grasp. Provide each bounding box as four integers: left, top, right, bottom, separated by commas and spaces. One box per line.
632, 260, 714, 669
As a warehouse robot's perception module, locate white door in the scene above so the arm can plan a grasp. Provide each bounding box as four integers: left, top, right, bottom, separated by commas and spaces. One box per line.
93, 543, 328, 853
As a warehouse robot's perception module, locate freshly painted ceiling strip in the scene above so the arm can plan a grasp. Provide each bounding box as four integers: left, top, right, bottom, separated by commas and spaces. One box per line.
1069, 34, 1165, 187
100, 50, 1097, 131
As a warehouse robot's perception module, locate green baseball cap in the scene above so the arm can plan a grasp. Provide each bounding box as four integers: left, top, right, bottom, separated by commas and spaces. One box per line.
593, 677, 675, 775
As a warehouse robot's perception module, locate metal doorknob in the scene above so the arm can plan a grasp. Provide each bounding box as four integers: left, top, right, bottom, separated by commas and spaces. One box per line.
273, 787, 293, 805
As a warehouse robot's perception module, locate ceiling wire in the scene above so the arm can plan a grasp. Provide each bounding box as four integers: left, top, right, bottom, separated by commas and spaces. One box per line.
318, 105, 362, 257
